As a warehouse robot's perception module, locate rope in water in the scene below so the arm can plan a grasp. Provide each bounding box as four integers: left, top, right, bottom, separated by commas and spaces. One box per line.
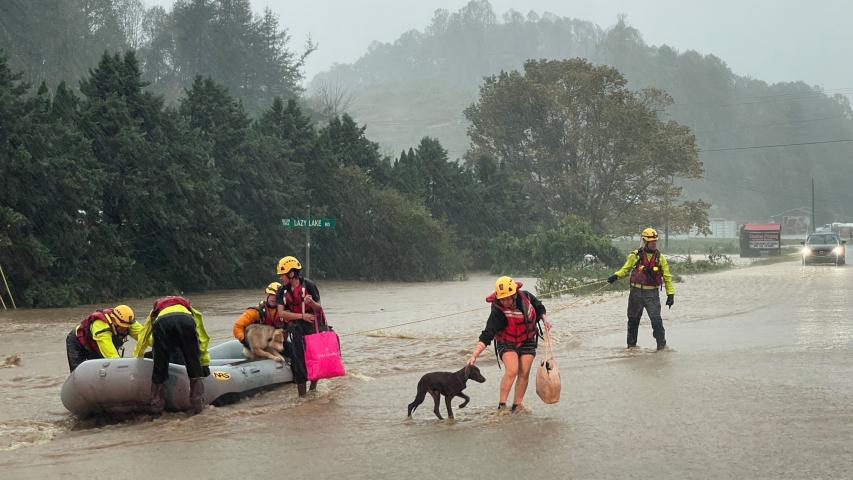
340, 278, 612, 337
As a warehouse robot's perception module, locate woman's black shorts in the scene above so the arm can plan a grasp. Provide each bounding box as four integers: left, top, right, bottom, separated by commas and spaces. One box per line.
495, 337, 537, 359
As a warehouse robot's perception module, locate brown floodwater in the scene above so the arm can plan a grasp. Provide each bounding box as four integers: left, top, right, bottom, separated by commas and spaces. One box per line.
1, 258, 852, 479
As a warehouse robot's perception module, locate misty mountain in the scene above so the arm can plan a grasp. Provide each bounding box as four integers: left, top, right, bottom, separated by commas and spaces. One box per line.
311, 0, 853, 224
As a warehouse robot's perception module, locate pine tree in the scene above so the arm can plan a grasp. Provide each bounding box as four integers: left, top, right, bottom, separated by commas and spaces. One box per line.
78, 50, 252, 292
0, 51, 115, 305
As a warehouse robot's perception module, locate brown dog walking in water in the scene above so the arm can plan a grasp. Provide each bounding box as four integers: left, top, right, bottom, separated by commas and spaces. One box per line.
407, 365, 486, 419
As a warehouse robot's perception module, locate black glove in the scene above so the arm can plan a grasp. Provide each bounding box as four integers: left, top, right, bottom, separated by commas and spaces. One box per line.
607, 274, 618, 284
666, 294, 674, 309
202, 365, 211, 377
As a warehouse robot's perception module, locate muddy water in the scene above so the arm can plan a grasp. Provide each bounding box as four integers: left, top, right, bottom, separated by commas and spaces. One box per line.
1, 259, 852, 479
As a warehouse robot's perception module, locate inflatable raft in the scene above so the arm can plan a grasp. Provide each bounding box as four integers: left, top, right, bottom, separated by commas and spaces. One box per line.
61, 340, 293, 416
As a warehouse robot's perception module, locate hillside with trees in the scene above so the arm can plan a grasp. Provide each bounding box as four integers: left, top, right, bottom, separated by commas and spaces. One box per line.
2, 0, 847, 307
0, 48, 479, 306
0, 0, 311, 115
312, 0, 853, 223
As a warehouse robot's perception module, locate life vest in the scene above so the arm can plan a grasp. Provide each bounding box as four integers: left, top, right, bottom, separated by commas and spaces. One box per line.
283, 283, 329, 334
251, 302, 283, 328
75, 309, 123, 353
283, 285, 308, 314
150, 295, 192, 321
629, 248, 663, 287
492, 290, 538, 346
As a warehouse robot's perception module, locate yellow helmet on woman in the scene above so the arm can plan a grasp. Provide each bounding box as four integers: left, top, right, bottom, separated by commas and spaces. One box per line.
494, 276, 518, 299
641, 227, 659, 241
265, 282, 282, 296
276, 256, 302, 275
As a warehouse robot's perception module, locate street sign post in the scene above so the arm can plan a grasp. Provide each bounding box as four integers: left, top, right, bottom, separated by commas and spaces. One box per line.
280, 218, 336, 228
280, 216, 337, 278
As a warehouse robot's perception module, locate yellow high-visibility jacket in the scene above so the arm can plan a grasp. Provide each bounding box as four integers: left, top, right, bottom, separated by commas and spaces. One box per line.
133, 304, 210, 366
86, 320, 143, 358
614, 249, 675, 295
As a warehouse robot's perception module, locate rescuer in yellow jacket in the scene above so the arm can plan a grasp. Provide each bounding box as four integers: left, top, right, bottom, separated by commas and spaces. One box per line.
66, 305, 141, 372
607, 227, 674, 350
134, 296, 210, 414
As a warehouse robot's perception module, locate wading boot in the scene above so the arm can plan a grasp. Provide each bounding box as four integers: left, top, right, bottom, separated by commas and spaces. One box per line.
189, 377, 205, 414
656, 341, 667, 351
297, 382, 307, 397
150, 383, 166, 414
309, 380, 318, 392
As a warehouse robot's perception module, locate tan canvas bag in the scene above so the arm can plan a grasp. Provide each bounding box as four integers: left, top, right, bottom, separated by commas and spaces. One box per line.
535, 329, 561, 404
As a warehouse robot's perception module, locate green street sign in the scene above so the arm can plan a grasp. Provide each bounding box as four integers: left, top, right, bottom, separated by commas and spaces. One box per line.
281, 218, 336, 228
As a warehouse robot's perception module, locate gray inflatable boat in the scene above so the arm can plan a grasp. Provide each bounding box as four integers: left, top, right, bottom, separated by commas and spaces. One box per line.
61, 340, 293, 416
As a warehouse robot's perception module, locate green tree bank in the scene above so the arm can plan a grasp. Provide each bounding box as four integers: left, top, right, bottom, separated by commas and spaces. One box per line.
0, 50, 464, 307
0, 4, 717, 307
465, 58, 708, 236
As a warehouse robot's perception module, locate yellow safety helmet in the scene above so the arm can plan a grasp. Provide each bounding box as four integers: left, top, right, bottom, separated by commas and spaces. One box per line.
111, 305, 135, 328
276, 256, 302, 275
265, 282, 282, 296
494, 275, 518, 300
641, 227, 659, 241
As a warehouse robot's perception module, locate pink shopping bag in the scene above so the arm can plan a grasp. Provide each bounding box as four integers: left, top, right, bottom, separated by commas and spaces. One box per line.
303, 308, 346, 381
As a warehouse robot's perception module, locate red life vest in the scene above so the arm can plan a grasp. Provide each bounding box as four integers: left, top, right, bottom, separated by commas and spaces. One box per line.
284, 286, 308, 314
75, 309, 120, 352
629, 249, 663, 287
252, 302, 283, 328
283, 284, 328, 333
150, 295, 192, 321
492, 290, 538, 346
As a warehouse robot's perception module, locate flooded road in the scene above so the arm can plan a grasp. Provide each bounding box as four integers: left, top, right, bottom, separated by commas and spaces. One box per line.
1, 257, 852, 479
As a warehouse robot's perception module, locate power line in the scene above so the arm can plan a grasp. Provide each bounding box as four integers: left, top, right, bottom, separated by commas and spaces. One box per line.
700, 138, 853, 152
700, 176, 828, 203
669, 88, 853, 111
689, 114, 849, 135
697, 171, 853, 207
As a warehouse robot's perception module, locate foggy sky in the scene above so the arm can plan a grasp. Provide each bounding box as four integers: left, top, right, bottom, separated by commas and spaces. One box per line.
144, 0, 852, 91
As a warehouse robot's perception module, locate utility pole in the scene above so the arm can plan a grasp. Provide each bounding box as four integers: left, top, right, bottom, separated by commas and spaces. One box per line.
811, 177, 815, 233
664, 175, 673, 250
305, 204, 311, 279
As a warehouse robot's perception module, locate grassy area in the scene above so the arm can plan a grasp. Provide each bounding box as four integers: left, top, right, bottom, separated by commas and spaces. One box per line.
535, 265, 618, 298
535, 250, 799, 299
611, 237, 739, 255
748, 253, 800, 266
612, 237, 803, 256
669, 253, 734, 281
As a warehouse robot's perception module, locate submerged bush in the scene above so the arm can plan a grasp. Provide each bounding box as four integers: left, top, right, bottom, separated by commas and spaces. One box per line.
487, 215, 620, 275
